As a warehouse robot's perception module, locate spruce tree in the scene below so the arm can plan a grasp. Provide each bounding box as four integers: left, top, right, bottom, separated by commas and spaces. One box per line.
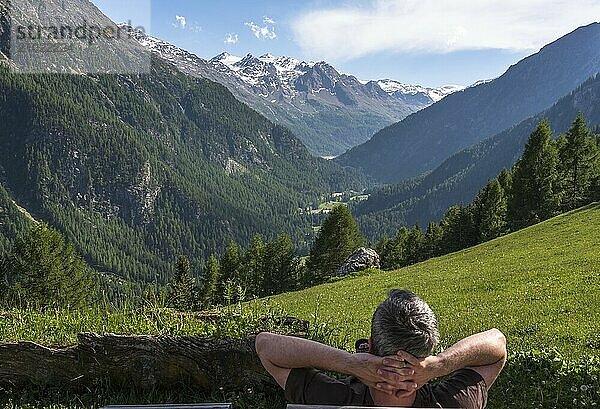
262, 235, 298, 296
439, 205, 478, 252
508, 119, 559, 229
497, 168, 513, 196
424, 221, 444, 259
168, 255, 196, 311
380, 227, 410, 270
404, 224, 426, 265
306, 205, 364, 285
558, 113, 596, 210
242, 234, 265, 299
4, 223, 96, 309
201, 255, 220, 307
219, 241, 241, 304
473, 179, 508, 241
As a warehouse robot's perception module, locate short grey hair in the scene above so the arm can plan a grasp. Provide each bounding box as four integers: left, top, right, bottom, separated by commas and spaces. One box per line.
370, 289, 439, 358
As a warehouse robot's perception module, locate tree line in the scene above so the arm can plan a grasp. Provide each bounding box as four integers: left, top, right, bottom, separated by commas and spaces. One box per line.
376, 113, 600, 270
168, 205, 365, 310
1, 113, 597, 311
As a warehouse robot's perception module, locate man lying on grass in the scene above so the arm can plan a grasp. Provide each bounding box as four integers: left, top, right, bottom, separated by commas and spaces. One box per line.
256, 289, 506, 408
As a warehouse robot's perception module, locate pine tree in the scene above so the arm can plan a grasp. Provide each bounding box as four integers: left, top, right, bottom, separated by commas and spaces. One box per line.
424, 221, 444, 259
558, 113, 597, 210
404, 224, 426, 265
201, 255, 220, 307
473, 179, 508, 241
378, 227, 409, 270
306, 205, 364, 285
242, 234, 265, 299
3, 223, 96, 309
497, 168, 513, 196
262, 235, 298, 296
439, 205, 478, 252
168, 255, 196, 311
508, 119, 559, 229
219, 241, 241, 304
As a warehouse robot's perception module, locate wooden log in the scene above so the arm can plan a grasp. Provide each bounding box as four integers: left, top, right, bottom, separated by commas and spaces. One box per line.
0, 333, 274, 392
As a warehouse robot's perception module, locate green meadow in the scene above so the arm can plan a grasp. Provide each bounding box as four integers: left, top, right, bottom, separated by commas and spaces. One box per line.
266, 204, 600, 358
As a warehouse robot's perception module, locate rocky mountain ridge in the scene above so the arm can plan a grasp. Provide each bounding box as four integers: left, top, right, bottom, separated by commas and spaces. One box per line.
338, 22, 600, 183
127, 27, 463, 156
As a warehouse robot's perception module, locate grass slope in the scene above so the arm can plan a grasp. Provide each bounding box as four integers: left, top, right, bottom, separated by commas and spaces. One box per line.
267, 204, 600, 357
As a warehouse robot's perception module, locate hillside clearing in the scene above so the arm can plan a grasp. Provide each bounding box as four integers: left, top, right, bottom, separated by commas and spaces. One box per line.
265, 204, 600, 357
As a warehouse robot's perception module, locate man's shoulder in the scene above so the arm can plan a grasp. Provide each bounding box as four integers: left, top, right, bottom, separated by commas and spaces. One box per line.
417, 369, 488, 409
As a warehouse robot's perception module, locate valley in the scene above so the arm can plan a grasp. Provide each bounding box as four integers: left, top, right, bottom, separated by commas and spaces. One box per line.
0, 1, 599, 408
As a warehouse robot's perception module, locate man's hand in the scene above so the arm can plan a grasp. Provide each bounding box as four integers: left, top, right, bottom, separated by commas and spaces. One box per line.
377, 328, 508, 396
349, 353, 418, 396
380, 351, 443, 396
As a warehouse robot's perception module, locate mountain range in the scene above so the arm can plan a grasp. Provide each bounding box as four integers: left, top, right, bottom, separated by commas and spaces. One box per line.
2, 0, 600, 289
355, 73, 600, 239
128, 28, 463, 156
337, 22, 600, 183
0, 0, 365, 286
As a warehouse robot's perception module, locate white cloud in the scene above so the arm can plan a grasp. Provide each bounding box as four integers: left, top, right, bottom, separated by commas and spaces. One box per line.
292, 0, 600, 61
174, 15, 187, 29
245, 16, 277, 40
224, 33, 239, 44
188, 23, 203, 33
173, 15, 202, 33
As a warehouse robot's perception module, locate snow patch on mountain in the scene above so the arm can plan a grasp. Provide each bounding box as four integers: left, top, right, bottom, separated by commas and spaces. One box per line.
211, 52, 464, 104
377, 79, 465, 102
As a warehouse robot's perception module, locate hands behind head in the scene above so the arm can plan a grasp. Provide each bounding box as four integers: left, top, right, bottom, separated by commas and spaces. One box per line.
355, 350, 439, 398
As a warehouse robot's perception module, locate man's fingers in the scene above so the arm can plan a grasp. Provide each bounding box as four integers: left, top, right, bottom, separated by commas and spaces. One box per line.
379, 366, 414, 377
396, 350, 420, 365
382, 356, 409, 368
376, 381, 418, 392
395, 389, 416, 398
374, 383, 397, 395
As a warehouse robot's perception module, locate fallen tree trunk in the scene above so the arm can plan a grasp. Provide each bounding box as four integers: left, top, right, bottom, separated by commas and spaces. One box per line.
0, 333, 274, 392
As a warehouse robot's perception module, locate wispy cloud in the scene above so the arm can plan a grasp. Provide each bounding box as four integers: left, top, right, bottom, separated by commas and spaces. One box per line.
245, 16, 277, 40
174, 15, 186, 29
224, 33, 239, 44
292, 0, 600, 60
173, 15, 202, 33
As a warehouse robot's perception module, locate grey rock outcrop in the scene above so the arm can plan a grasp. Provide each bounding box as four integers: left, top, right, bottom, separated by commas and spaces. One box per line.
337, 247, 380, 276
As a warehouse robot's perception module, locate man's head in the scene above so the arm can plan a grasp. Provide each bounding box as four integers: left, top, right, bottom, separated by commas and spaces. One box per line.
370, 289, 439, 358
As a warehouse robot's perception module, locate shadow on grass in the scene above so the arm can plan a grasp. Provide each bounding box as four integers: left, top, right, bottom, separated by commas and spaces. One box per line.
0, 382, 287, 409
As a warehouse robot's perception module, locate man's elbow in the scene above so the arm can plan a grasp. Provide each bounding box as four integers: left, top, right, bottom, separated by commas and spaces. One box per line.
490, 328, 507, 362
255, 331, 272, 358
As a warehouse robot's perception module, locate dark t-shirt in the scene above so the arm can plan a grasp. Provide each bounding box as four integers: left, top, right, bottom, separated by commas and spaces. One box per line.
285, 367, 488, 408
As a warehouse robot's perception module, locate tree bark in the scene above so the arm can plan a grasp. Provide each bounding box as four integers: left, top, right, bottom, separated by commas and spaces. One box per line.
0, 333, 275, 392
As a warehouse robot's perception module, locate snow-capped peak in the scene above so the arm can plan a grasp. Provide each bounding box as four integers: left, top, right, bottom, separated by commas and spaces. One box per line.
210, 52, 242, 67
377, 79, 465, 102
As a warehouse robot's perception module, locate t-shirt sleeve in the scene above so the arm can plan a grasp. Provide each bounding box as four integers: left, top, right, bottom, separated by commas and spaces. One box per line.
284, 368, 356, 405
431, 369, 488, 408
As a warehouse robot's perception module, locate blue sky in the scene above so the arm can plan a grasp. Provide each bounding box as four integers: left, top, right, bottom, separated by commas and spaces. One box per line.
92, 0, 599, 87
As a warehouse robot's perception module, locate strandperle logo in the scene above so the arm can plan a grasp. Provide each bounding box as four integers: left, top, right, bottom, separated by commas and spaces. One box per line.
9, 0, 151, 74
14, 20, 144, 47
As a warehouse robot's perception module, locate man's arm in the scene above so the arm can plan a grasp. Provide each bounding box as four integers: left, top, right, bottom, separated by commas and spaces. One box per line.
380, 329, 507, 392
255, 332, 416, 393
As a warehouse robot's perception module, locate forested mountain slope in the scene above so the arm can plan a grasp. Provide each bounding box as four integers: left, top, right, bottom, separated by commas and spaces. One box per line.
132, 31, 454, 157
355, 74, 600, 238
0, 56, 364, 284
337, 23, 600, 183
